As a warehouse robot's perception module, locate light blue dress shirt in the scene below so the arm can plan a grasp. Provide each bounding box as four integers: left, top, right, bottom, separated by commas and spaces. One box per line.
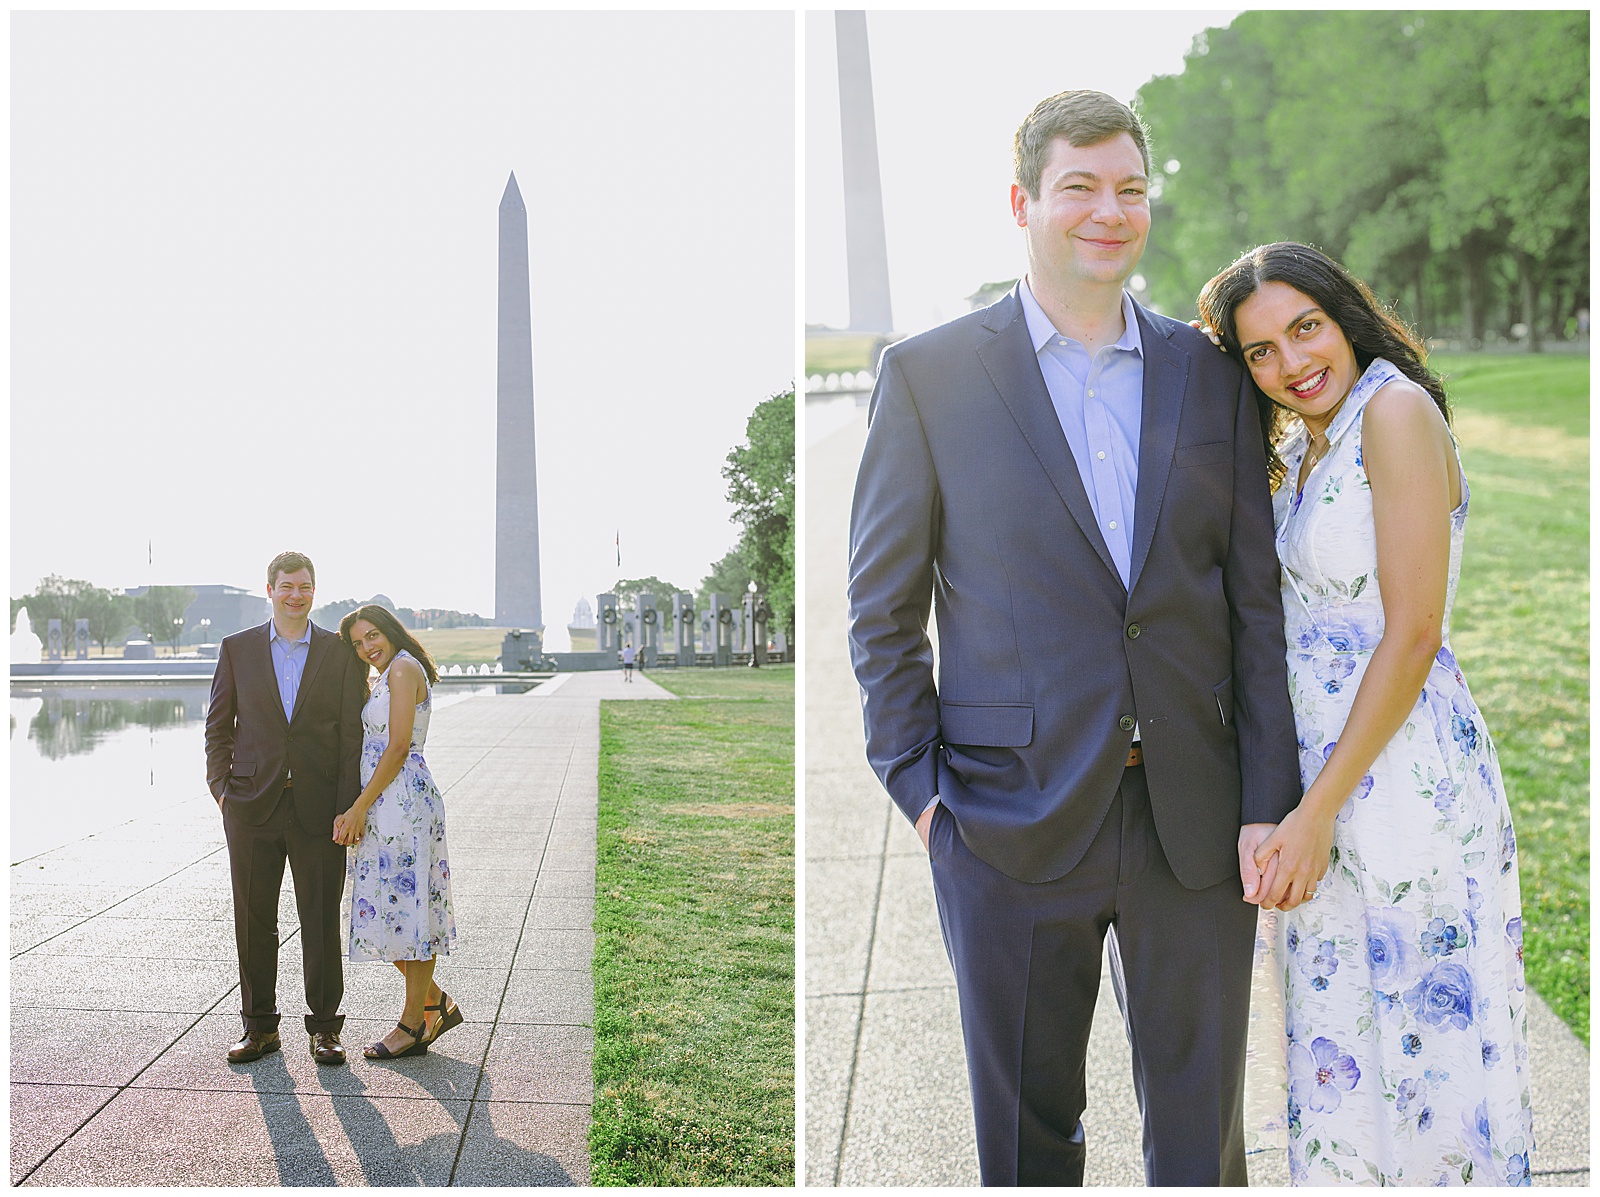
268, 621, 312, 725
1019, 279, 1145, 589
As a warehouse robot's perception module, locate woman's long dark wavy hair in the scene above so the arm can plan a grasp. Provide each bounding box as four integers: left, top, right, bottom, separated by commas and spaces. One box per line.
1196, 241, 1450, 490
338, 604, 440, 688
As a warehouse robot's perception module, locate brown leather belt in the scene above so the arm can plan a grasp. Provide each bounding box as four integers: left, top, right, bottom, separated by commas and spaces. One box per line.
1126, 743, 1143, 768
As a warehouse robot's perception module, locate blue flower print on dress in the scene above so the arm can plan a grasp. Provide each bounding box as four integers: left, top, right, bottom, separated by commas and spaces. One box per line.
1482, 1041, 1501, 1068
1314, 655, 1357, 694
1396, 1077, 1422, 1114
346, 649, 456, 964
1365, 908, 1420, 986
1505, 1151, 1531, 1186
1420, 916, 1464, 958
1462, 876, 1483, 935
1500, 822, 1517, 874
1249, 411, 1538, 1193
1297, 937, 1340, 991
1289, 1036, 1361, 1114
1463, 1099, 1495, 1172
1405, 960, 1476, 1032
1505, 917, 1524, 989
1433, 776, 1457, 820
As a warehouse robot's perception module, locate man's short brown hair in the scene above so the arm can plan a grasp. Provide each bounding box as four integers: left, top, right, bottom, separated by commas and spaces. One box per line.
267, 551, 316, 589
1014, 89, 1153, 199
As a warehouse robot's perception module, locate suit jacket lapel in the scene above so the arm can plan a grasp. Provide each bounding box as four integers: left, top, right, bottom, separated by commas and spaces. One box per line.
290, 625, 332, 724
977, 291, 1121, 586
1128, 304, 1187, 593
255, 622, 291, 728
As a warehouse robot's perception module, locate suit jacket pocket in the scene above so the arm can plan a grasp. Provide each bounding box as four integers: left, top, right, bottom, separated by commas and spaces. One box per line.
1174, 440, 1232, 468
230, 762, 257, 777
1213, 677, 1234, 727
939, 702, 1034, 747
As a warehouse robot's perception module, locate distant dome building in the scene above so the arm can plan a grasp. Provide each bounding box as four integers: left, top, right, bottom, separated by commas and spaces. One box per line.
568, 596, 597, 651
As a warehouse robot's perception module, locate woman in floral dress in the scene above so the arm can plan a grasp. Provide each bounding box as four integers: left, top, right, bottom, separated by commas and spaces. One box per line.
333, 605, 461, 1060
1197, 243, 1531, 1185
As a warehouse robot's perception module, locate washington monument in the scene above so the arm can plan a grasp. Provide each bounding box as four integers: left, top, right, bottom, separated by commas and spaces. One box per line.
835, 10, 893, 334
495, 172, 543, 634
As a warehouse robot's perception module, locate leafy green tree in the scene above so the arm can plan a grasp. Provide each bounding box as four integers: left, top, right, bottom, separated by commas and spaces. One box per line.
609, 577, 687, 614
134, 586, 195, 655
1135, 10, 1588, 348
698, 547, 752, 609
16, 577, 100, 649
311, 598, 362, 628
80, 588, 129, 655
722, 388, 794, 636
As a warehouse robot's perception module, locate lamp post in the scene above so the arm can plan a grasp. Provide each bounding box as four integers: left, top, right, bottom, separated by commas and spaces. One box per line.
746, 580, 761, 668
172, 616, 185, 658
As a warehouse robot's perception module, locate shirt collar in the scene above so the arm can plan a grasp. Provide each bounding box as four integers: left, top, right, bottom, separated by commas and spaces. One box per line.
1020, 278, 1144, 359
269, 620, 313, 648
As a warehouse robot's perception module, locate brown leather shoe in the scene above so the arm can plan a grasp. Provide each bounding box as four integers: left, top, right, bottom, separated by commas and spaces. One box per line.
227, 1029, 281, 1064
310, 1030, 346, 1065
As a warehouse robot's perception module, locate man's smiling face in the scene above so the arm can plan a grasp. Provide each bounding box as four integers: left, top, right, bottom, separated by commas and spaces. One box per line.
269, 568, 315, 627
1013, 132, 1150, 293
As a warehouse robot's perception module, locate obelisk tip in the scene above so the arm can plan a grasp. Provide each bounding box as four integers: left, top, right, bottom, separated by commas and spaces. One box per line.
500, 171, 524, 209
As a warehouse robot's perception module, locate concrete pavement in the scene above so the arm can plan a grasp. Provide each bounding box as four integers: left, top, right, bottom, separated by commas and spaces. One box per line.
11, 669, 671, 1186
804, 407, 1590, 1186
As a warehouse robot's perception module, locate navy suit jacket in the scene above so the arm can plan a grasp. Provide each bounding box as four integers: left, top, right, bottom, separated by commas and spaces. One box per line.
204, 621, 368, 837
847, 289, 1301, 887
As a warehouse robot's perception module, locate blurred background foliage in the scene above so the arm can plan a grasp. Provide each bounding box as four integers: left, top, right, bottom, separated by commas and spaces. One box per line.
1134, 10, 1588, 350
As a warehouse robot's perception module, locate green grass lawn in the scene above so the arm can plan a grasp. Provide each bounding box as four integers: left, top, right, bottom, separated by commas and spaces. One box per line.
412, 627, 507, 664
589, 664, 794, 1184
805, 331, 881, 376
1432, 352, 1590, 1042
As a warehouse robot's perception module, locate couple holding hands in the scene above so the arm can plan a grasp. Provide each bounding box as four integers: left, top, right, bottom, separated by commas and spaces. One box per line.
204, 551, 462, 1067
848, 91, 1531, 1185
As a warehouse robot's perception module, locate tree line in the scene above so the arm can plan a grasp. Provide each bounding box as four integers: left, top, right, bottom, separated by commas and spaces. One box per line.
1134, 10, 1588, 350
603, 387, 795, 643
11, 577, 195, 654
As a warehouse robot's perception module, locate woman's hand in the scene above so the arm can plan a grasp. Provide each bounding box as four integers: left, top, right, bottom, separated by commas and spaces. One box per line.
332, 804, 367, 847
1187, 318, 1226, 351
1252, 803, 1337, 911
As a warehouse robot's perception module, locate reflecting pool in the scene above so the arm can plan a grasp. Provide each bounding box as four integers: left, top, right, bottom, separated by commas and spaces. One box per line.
9, 680, 535, 863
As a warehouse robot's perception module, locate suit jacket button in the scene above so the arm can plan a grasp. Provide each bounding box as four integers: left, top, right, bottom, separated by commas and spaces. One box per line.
1119, 715, 1135, 732
1127, 623, 1141, 639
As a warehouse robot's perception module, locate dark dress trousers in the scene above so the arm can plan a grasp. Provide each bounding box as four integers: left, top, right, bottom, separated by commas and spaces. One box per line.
205, 621, 368, 1034
847, 289, 1301, 1185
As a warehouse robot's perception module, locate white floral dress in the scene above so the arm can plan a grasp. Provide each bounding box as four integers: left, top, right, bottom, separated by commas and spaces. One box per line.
1248, 358, 1532, 1186
347, 649, 457, 962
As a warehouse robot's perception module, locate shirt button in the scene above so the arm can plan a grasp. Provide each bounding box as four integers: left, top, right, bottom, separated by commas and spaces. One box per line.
1088, 389, 1095, 397
1059, 339, 1068, 347
1097, 451, 1106, 460
1119, 715, 1136, 732
1108, 521, 1118, 530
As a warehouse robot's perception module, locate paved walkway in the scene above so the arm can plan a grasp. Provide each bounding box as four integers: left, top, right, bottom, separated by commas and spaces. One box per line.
804, 409, 1590, 1186
11, 669, 670, 1186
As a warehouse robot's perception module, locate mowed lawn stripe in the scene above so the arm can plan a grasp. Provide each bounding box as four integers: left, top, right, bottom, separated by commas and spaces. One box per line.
1437, 352, 1589, 1042
590, 664, 794, 1185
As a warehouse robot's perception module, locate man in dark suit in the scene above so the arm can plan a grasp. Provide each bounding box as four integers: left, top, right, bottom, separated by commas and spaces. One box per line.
205, 550, 368, 1065
847, 91, 1301, 1185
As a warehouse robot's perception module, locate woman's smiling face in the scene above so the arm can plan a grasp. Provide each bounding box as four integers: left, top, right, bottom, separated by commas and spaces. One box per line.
1233, 279, 1361, 433
348, 619, 395, 671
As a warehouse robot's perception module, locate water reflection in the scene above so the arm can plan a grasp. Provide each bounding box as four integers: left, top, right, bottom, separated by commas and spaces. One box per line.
19, 690, 203, 759
9, 680, 538, 862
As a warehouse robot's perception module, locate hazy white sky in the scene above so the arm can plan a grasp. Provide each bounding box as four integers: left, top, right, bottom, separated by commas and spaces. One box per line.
12, 11, 794, 650
806, 9, 1240, 335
